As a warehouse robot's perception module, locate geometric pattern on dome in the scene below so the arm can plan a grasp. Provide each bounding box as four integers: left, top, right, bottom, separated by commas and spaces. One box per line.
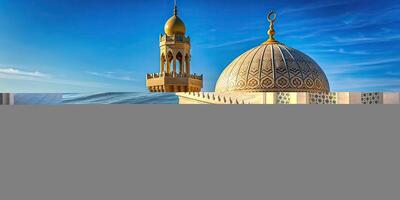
276, 92, 291, 104
309, 92, 337, 104
215, 43, 330, 93
361, 93, 381, 104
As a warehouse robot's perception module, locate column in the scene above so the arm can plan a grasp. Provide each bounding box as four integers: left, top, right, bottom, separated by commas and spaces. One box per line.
296, 93, 308, 104
160, 58, 165, 74
173, 58, 177, 75
180, 60, 184, 75
337, 92, 350, 104
167, 61, 171, 74
186, 58, 190, 75
349, 92, 362, 104
383, 93, 400, 104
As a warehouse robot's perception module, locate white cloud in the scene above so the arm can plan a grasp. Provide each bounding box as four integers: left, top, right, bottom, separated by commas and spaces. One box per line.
280, 1, 354, 14
308, 48, 369, 55
332, 77, 400, 91
326, 57, 400, 75
0, 68, 49, 78
201, 36, 264, 49
351, 58, 400, 66
0, 67, 107, 89
86, 71, 135, 81
279, 6, 400, 45
386, 71, 400, 76
330, 35, 400, 46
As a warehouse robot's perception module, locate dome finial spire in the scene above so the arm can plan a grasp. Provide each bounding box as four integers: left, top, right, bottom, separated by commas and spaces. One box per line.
164, 0, 186, 36
173, 0, 178, 16
264, 11, 279, 44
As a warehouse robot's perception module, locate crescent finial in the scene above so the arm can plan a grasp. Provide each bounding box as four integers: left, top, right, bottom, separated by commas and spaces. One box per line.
264, 11, 279, 44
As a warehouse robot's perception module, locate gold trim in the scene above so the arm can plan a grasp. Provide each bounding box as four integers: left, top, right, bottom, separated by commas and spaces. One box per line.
263, 11, 280, 45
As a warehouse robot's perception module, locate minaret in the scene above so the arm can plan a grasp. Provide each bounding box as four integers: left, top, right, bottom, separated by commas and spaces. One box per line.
146, 1, 203, 92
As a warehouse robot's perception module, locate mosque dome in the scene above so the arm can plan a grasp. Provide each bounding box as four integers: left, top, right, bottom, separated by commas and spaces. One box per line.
215, 12, 330, 93
164, 6, 186, 36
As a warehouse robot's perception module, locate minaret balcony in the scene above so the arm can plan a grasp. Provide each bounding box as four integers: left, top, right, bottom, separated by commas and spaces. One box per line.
146, 72, 203, 92
160, 34, 190, 43
147, 72, 202, 80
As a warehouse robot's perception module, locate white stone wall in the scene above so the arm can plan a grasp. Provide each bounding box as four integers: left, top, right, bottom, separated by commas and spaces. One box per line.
177, 92, 400, 104
383, 93, 400, 104
1, 93, 14, 105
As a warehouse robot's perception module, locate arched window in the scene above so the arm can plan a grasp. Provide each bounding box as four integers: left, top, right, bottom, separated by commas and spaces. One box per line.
167, 51, 173, 74
176, 52, 183, 74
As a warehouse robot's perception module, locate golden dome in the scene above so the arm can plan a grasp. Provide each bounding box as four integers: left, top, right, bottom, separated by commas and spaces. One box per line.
215, 11, 330, 93
164, 6, 186, 36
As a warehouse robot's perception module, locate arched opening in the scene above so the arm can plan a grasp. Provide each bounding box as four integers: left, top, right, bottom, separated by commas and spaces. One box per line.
176, 52, 183, 74
166, 51, 173, 74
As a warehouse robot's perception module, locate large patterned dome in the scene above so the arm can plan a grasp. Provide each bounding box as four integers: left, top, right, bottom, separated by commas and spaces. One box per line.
215, 12, 330, 93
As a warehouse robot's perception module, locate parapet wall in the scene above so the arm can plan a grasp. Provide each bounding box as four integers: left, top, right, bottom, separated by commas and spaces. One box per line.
177, 92, 400, 104
147, 72, 203, 80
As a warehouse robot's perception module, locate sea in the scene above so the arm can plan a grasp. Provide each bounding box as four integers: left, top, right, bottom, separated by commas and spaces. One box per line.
13, 93, 179, 105
63, 93, 179, 104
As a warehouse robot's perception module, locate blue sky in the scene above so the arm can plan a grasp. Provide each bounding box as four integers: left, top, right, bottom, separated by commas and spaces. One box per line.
0, 0, 399, 92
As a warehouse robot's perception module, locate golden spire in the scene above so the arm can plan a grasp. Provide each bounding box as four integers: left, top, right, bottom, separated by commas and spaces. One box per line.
164, 0, 186, 36
173, 0, 178, 16
264, 11, 280, 44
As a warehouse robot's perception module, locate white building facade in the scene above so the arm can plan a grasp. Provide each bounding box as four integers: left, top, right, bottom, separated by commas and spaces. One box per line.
177, 92, 400, 104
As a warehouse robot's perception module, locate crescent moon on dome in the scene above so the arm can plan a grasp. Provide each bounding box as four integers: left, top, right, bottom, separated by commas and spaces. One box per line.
268, 11, 277, 22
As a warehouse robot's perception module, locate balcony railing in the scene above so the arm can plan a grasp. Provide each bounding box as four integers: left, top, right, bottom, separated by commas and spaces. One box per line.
146, 72, 203, 80
160, 34, 191, 43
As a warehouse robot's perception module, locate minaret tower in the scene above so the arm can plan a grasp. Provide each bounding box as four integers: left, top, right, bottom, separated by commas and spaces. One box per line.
146, 1, 203, 92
